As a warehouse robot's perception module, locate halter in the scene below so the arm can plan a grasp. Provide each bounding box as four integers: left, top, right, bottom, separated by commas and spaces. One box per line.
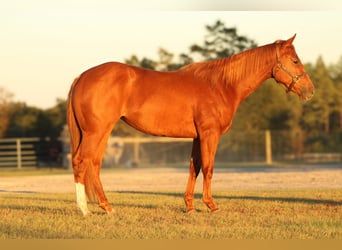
273, 45, 307, 93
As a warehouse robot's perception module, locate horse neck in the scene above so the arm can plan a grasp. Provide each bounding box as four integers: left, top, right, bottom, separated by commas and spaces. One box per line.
222, 43, 277, 102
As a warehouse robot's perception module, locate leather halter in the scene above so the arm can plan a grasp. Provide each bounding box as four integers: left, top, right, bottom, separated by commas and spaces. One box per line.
273, 45, 307, 93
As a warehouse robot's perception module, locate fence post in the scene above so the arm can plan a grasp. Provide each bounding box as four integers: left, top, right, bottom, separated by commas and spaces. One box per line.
133, 137, 140, 165
16, 139, 22, 169
265, 130, 272, 165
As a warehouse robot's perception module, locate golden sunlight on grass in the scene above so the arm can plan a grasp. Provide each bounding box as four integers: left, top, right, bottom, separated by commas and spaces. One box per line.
1, 189, 341, 239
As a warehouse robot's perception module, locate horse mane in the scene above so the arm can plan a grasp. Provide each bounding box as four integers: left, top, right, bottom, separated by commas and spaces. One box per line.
181, 42, 277, 88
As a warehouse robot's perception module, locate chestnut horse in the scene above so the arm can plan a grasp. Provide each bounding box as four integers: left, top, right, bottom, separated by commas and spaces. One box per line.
67, 35, 314, 215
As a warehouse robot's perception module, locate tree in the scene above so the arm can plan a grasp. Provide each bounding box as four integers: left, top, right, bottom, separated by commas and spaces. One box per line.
189, 20, 257, 61
6, 103, 42, 137
302, 57, 337, 134
125, 55, 140, 67
329, 55, 342, 130
125, 20, 257, 70
44, 98, 67, 138
156, 48, 174, 71
0, 87, 13, 137
178, 53, 193, 66
4, 99, 67, 139
220, 79, 304, 158
300, 57, 342, 152
125, 55, 157, 70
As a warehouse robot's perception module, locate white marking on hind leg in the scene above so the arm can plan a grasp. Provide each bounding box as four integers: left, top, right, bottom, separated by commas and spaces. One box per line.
75, 183, 91, 216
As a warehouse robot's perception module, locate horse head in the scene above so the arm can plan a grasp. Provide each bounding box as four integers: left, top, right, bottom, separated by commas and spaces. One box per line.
272, 34, 315, 101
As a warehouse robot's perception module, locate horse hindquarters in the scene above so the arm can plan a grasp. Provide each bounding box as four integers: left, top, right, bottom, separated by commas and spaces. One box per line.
67, 80, 91, 216
70, 123, 116, 215
68, 79, 118, 215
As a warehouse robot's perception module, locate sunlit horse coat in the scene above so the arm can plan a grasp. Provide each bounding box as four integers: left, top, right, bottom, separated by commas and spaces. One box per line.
67, 35, 314, 215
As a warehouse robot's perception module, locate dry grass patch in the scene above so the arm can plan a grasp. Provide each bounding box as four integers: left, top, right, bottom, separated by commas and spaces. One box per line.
1, 189, 342, 239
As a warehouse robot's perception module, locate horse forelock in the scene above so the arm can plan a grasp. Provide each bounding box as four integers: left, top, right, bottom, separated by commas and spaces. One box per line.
181, 43, 277, 88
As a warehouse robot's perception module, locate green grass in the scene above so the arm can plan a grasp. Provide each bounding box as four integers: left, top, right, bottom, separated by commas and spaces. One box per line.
1, 189, 342, 239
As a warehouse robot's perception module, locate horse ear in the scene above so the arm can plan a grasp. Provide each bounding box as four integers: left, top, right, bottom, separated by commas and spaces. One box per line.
285, 34, 296, 46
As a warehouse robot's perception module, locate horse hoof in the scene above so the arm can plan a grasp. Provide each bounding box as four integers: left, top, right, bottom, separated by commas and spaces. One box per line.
106, 209, 115, 215
210, 207, 220, 213
185, 208, 196, 214
81, 210, 92, 217
99, 202, 113, 214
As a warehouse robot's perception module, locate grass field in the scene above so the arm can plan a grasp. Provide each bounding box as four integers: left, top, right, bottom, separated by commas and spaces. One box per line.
1, 189, 342, 239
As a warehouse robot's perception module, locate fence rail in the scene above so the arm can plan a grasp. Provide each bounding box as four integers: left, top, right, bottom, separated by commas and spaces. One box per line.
0, 137, 63, 168
0, 138, 41, 168
1, 131, 341, 169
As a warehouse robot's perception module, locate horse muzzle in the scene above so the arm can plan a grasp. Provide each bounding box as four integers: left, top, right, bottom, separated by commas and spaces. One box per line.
298, 80, 315, 101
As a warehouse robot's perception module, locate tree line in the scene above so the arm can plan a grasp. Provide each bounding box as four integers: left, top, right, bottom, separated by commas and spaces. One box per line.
1, 20, 341, 155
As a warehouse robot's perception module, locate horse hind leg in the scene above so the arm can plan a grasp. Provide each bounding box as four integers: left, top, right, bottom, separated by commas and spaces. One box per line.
75, 181, 90, 216
184, 138, 201, 213
73, 128, 114, 215
73, 156, 91, 216
92, 135, 114, 214
72, 143, 92, 215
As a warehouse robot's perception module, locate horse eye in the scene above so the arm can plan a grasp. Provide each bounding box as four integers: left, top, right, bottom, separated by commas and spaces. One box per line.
293, 60, 299, 65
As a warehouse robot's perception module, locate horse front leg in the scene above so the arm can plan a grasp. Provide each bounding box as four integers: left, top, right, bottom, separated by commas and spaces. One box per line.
184, 138, 201, 213
200, 132, 220, 212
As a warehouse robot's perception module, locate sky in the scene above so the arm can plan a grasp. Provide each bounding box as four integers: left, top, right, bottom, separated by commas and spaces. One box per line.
1, 0, 342, 109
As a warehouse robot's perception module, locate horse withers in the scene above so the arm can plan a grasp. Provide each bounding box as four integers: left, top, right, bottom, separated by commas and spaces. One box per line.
67, 35, 314, 215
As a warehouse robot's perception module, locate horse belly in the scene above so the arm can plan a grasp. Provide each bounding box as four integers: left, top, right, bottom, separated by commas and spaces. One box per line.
122, 107, 197, 138
120, 68, 199, 138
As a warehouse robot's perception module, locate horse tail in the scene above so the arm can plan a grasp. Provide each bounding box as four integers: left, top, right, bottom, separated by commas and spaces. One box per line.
67, 77, 98, 202
67, 77, 81, 160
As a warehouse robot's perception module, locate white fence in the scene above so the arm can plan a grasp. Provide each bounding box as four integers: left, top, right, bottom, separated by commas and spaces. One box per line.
1, 132, 341, 169
0, 138, 40, 168
60, 132, 272, 168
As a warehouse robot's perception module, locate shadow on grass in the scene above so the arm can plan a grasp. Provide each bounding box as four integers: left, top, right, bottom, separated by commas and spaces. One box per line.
218, 195, 342, 206
0, 190, 38, 194
112, 190, 342, 206
1, 190, 341, 216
